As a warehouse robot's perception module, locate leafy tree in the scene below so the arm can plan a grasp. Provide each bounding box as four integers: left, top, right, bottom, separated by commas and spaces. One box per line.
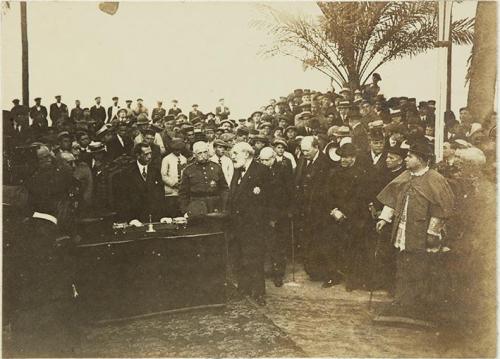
254, 2, 474, 90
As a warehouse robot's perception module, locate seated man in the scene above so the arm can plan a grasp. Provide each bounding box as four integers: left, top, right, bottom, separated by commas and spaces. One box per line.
118, 142, 165, 224
179, 141, 228, 216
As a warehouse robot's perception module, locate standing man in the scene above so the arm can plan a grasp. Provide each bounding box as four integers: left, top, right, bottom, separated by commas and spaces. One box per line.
90, 97, 106, 129
107, 122, 133, 160
294, 136, 332, 283
229, 142, 271, 305
151, 100, 166, 123
179, 141, 228, 215
30, 97, 48, 128
259, 147, 293, 287
118, 143, 165, 224
210, 139, 234, 186
216, 98, 230, 120
189, 104, 204, 121
161, 138, 188, 217
70, 100, 84, 123
375, 139, 455, 327
168, 99, 182, 117
107, 96, 120, 123
49, 95, 69, 127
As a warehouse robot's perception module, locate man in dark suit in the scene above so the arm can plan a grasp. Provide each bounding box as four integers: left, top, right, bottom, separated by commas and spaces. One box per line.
349, 112, 369, 152
151, 101, 166, 123
11, 149, 79, 357
118, 142, 165, 223
107, 122, 133, 161
49, 95, 69, 127
327, 143, 371, 290
294, 136, 333, 285
107, 96, 120, 123
259, 147, 293, 287
189, 104, 204, 121
70, 100, 84, 123
29, 97, 48, 128
90, 97, 107, 129
229, 142, 271, 305
168, 99, 182, 117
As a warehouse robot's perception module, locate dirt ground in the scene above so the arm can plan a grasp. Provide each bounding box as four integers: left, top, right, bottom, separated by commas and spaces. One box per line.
4, 264, 492, 357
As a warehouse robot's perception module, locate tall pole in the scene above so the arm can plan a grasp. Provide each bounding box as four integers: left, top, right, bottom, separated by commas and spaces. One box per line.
435, 0, 453, 163
20, 2, 29, 106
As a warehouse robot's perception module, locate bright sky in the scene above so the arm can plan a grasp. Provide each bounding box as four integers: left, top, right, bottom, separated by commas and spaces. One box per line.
1, 1, 477, 118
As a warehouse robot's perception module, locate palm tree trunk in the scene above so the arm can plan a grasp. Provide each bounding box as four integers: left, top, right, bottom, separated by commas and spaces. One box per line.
20, 1, 29, 107
467, 1, 497, 124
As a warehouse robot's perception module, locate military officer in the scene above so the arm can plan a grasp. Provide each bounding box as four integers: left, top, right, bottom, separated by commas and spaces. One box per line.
179, 141, 228, 216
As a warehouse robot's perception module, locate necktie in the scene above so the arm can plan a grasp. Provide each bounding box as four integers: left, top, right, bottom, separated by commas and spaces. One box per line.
218, 157, 222, 166
177, 157, 182, 183
238, 168, 245, 185
141, 166, 147, 181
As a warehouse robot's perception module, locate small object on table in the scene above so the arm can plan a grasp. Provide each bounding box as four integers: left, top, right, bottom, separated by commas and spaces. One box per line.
146, 214, 156, 233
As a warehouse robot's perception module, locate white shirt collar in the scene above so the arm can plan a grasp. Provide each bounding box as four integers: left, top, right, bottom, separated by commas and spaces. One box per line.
411, 166, 429, 177
309, 150, 320, 164
371, 151, 382, 163
137, 161, 147, 173
243, 159, 253, 172
33, 212, 57, 225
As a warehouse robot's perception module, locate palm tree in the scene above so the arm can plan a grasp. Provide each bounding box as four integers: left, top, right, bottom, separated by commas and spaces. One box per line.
254, 1, 474, 90
467, 1, 496, 124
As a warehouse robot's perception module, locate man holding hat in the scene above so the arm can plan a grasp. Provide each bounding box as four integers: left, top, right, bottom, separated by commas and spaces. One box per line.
179, 141, 228, 216
210, 139, 234, 186
49, 95, 69, 128
107, 97, 120, 123
375, 139, 455, 327
90, 97, 107, 129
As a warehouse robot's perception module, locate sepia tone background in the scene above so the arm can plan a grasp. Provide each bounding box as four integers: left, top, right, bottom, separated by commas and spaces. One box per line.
2, 1, 477, 116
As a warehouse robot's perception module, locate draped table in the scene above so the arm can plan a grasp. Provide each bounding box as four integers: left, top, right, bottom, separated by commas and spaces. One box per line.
75, 217, 227, 323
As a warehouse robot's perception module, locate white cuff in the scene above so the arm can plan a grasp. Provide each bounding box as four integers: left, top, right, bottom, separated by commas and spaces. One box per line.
379, 206, 395, 223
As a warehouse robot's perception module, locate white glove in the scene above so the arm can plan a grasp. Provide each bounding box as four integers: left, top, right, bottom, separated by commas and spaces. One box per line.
330, 208, 346, 221
129, 219, 143, 227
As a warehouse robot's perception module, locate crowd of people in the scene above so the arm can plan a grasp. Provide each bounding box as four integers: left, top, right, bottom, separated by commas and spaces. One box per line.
3, 72, 497, 354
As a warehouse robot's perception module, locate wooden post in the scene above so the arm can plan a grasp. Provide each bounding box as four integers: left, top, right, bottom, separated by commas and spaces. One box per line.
20, 2, 29, 107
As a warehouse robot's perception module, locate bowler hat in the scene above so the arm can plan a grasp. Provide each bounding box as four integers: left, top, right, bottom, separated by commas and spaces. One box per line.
336, 143, 357, 157
387, 144, 408, 158
408, 138, 433, 159
34, 97, 42, 101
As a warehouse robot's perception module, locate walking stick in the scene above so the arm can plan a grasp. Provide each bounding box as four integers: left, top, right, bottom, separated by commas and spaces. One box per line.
285, 218, 301, 287
368, 231, 381, 310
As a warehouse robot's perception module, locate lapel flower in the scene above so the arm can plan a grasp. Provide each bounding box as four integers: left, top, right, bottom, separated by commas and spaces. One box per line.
253, 186, 261, 195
